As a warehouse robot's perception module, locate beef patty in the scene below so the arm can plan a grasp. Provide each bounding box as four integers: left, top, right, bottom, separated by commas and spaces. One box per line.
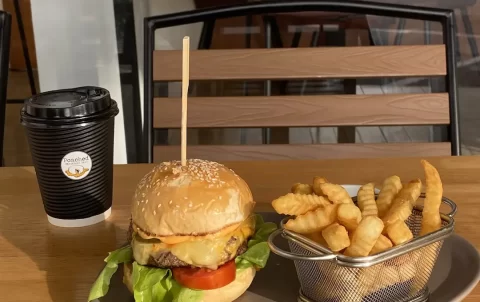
128, 221, 249, 268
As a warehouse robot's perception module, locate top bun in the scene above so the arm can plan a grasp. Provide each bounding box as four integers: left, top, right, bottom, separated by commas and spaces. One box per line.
131, 159, 254, 238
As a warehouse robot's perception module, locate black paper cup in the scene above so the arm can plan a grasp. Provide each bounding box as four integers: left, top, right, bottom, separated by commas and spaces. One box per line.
21, 87, 119, 227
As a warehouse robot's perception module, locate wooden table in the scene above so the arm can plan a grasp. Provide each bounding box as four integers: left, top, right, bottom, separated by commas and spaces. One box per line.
0, 156, 479, 302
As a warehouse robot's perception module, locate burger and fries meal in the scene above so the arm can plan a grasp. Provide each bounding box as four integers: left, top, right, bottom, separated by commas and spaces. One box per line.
272, 159, 444, 257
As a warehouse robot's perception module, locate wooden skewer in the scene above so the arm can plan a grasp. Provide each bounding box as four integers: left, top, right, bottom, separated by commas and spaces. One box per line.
181, 36, 190, 166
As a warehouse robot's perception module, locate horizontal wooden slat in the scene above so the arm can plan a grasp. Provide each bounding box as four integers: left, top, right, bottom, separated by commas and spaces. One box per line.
154, 93, 449, 128
153, 45, 446, 81
154, 143, 451, 162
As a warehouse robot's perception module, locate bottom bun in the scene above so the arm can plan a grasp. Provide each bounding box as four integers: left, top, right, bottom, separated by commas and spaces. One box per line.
123, 263, 255, 302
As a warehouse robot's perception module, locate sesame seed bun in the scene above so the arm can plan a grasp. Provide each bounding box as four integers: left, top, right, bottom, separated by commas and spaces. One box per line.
131, 159, 255, 239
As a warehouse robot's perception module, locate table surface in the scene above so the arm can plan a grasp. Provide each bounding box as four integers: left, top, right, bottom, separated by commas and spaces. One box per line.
0, 156, 479, 302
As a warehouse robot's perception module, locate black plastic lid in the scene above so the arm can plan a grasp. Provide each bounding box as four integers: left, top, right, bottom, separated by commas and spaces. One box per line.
23, 86, 112, 119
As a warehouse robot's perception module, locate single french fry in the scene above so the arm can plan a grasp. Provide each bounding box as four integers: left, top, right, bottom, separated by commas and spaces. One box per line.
304, 232, 328, 247
291, 183, 314, 195
420, 160, 443, 236
370, 234, 393, 255
357, 183, 378, 217
285, 204, 338, 234
312, 176, 329, 196
383, 179, 422, 227
397, 179, 422, 207
337, 203, 362, 231
320, 183, 353, 204
344, 216, 384, 257
322, 223, 350, 252
386, 220, 413, 245
376, 176, 402, 218
272, 193, 330, 216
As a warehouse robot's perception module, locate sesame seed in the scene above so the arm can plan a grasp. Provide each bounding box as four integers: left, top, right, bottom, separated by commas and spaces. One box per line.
169, 200, 172, 204
156, 192, 160, 196
142, 208, 145, 212
154, 210, 157, 215
145, 199, 149, 204
158, 204, 161, 208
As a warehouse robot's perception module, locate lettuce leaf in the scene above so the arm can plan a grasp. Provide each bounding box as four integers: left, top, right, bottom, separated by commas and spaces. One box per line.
131, 264, 203, 302
237, 214, 276, 270
88, 245, 133, 301
132, 262, 170, 302
88, 214, 277, 302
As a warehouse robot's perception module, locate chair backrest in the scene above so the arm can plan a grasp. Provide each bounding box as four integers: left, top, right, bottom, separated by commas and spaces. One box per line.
143, 1, 459, 163
0, 11, 11, 167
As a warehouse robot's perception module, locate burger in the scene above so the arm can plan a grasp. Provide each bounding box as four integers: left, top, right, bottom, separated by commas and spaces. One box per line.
88, 159, 276, 302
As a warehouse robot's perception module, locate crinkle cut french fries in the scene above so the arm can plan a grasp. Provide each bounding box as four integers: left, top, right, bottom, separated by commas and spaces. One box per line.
320, 183, 353, 204
344, 216, 384, 257
291, 183, 313, 195
272, 193, 330, 216
376, 176, 402, 218
357, 183, 378, 217
382, 179, 422, 231
284, 204, 338, 234
337, 203, 362, 231
271, 159, 445, 258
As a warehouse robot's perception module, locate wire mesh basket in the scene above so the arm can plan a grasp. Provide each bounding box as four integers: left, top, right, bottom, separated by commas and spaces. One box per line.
268, 194, 456, 302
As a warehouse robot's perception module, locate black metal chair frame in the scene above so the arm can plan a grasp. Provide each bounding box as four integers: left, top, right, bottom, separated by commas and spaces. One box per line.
0, 11, 11, 167
143, 0, 460, 164
12, 0, 35, 96
5, 0, 37, 105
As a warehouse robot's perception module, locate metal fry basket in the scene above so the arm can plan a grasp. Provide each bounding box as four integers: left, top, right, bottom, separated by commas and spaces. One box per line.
268, 195, 456, 302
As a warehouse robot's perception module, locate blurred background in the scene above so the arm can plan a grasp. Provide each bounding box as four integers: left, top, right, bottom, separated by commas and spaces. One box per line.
2, 0, 480, 165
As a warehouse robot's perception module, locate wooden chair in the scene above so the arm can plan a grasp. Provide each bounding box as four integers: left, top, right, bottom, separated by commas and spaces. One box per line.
0, 11, 11, 167
143, 1, 460, 163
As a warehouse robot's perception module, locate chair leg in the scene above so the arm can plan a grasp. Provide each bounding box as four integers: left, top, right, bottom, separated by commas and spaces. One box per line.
324, 27, 356, 144
262, 16, 272, 145
262, 16, 289, 144
460, 7, 480, 73
300, 30, 320, 95
13, 0, 36, 95
240, 15, 253, 145
393, 18, 406, 45
337, 78, 357, 144
198, 20, 215, 50
291, 27, 302, 48
369, 18, 390, 46
452, 14, 462, 62
242, 15, 252, 97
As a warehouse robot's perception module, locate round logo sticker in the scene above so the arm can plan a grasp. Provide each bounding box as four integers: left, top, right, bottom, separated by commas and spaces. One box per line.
61, 151, 92, 180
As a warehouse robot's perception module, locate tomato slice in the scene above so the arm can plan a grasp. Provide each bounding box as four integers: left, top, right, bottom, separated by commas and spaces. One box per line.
172, 260, 236, 290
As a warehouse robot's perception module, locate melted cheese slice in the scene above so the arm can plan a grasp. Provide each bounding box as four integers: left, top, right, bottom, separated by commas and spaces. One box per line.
132, 217, 255, 269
